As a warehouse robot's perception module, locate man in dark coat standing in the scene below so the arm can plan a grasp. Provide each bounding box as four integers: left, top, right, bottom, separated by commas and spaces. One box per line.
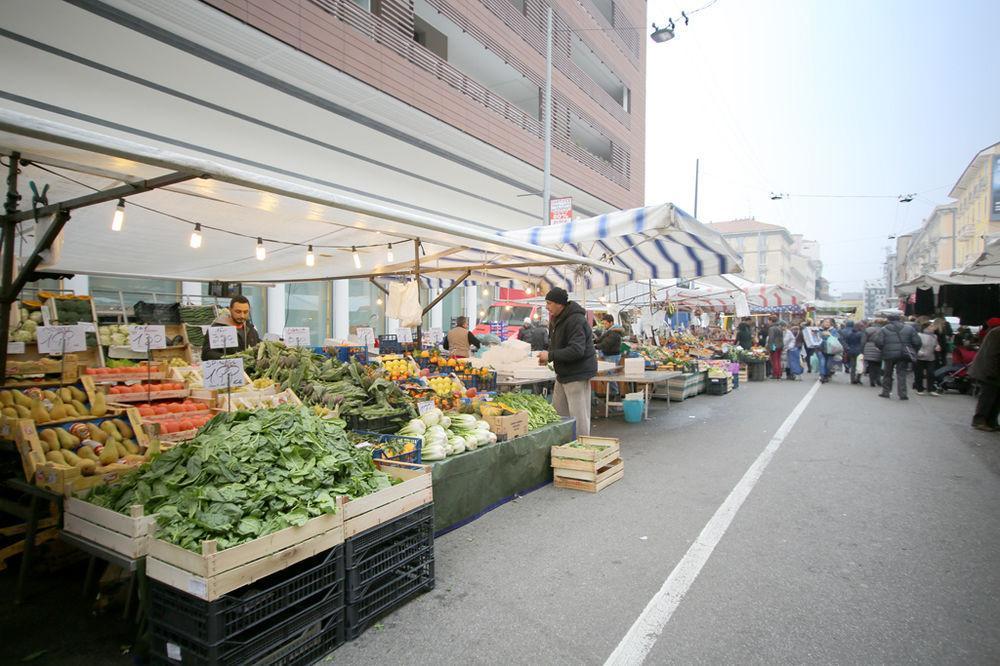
201, 296, 261, 361
538, 288, 597, 436
736, 317, 753, 350
874, 313, 920, 400
969, 324, 1000, 431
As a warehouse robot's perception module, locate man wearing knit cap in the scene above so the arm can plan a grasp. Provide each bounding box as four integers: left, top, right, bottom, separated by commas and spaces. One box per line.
537, 287, 597, 435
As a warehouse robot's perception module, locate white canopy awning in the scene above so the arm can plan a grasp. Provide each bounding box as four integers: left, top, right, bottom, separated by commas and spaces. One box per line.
0, 109, 624, 285
951, 235, 1000, 281
896, 270, 997, 295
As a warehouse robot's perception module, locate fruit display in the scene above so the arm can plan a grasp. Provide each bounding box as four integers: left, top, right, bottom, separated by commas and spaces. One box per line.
36, 417, 146, 476
381, 355, 419, 381
1, 386, 104, 423
106, 382, 186, 396
428, 375, 463, 397
134, 399, 213, 435
84, 364, 162, 377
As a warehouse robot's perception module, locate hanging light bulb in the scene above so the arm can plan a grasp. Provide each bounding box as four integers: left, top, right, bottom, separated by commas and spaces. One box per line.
386, 243, 394, 263
255, 237, 266, 261
376, 297, 384, 306
111, 198, 125, 231
352, 246, 361, 269
479, 310, 486, 317
189, 223, 202, 249
526, 284, 534, 295
482, 286, 489, 296
305, 245, 315, 267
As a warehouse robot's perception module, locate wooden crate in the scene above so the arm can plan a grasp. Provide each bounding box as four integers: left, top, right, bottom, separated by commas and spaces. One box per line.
82, 363, 168, 384
342, 459, 433, 538
551, 436, 620, 476
5, 354, 80, 384
553, 458, 624, 493
146, 499, 345, 601
5, 342, 102, 371
63, 497, 157, 560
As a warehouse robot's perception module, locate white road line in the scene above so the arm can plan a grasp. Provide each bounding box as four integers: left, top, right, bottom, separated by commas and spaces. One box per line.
604, 380, 822, 666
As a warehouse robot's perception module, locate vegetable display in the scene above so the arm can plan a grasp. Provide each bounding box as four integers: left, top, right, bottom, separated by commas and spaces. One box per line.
8, 308, 42, 343
396, 408, 496, 461
86, 405, 393, 552
494, 392, 561, 430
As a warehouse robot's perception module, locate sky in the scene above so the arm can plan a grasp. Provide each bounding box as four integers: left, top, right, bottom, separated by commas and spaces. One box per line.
643, 0, 1000, 295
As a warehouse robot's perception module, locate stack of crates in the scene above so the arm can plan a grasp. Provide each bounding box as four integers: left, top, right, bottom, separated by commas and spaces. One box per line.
345, 504, 435, 640
149, 546, 346, 665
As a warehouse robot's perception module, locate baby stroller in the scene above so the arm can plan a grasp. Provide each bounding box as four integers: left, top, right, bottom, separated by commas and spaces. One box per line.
937, 364, 974, 394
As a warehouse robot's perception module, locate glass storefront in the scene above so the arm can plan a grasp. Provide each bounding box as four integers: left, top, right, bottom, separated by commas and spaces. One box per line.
348, 279, 384, 335
89, 277, 179, 313
286, 282, 330, 345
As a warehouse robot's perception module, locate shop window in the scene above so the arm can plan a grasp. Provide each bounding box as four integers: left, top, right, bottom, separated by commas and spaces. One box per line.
89, 277, 179, 316
286, 282, 330, 346
349, 279, 385, 335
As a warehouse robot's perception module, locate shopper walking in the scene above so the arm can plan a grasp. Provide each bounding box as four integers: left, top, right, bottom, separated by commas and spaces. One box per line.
914, 322, 941, 396
875, 313, 920, 400
818, 319, 842, 383
861, 319, 884, 387
786, 325, 804, 379
537, 288, 597, 436
517, 317, 548, 351
969, 324, 1000, 431
766, 316, 784, 380
802, 319, 820, 373
840, 320, 863, 385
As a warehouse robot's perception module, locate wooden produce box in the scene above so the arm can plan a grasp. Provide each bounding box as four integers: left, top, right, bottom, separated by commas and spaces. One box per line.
482, 410, 530, 441
63, 497, 157, 560
146, 498, 346, 602
5, 355, 80, 384
551, 436, 623, 493
342, 459, 433, 538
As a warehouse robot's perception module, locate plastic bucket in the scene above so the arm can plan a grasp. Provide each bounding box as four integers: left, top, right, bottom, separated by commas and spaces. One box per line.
623, 399, 644, 423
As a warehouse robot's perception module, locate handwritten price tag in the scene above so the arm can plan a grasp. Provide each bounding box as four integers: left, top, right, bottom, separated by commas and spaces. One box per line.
357, 327, 376, 350
417, 400, 437, 415
396, 328, 413, 344
7, 342, 25, 355
37, 325, 87, 354
129, 325, 167, 352
202, 358, 247, 390
208, 326, 238, 349
283, 327, 311, 347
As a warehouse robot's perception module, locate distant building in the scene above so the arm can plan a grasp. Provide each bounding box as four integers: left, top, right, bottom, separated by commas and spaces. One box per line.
899, 205, 959, 278
863, 279, 887, 318
951, 141, 1000, 266
707, 219, 821, 299
815, 277, 831, 302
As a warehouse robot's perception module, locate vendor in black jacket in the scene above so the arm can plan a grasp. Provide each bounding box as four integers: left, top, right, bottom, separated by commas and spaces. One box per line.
537, 288, 597, 436
201, 296, 261, 360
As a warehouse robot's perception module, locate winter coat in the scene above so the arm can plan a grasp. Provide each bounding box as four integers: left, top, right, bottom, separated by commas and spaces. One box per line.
736, 323, 753, 349
916, 332, 938, 361
597, 326, 624, 356
969, 326, 1000, 386
874, 321, 920, 361
783, 329, 796, 350
766, 325, 783, 351
548, 301, 598, 383
841, 325, 863, 355
518, 323, 549, 351
201, 316, 260, 361
861, 326, 882, 362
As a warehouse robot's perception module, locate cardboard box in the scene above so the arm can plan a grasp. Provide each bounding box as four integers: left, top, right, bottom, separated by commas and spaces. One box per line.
484, 410, 530, 441
623, 357, 646, 375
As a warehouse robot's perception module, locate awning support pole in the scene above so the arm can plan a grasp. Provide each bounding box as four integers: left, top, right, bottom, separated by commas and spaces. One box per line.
422, 271, 471, 316
0, 152, 21, 380
414, 239, 422, 348
368, 277, 388, 296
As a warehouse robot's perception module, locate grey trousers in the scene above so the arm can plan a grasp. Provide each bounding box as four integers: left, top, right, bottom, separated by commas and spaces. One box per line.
882, 358, 911, 398
553, 379, 592, 437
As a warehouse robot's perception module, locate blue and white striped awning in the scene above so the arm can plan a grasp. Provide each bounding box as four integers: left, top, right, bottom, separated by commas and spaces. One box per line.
410, 204, 741, 291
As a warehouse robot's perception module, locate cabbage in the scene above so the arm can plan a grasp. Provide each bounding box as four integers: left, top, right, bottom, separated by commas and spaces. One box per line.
110, 333, 128, 345
29, 311, 42, 323
21, 319, 37, 333
11, 330, 32, 342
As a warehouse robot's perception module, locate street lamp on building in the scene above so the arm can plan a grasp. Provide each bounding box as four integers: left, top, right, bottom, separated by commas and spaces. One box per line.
650, 20, 676, 43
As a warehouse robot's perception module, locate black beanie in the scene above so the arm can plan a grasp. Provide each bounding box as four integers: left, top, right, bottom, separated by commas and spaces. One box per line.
545, 287, 569, 305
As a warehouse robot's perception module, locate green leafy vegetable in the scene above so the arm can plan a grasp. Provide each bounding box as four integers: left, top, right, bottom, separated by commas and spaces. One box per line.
496, 392, 561, 429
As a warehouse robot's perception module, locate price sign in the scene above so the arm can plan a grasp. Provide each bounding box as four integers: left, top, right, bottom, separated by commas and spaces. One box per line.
37, 325, 87, 354
263, 333, 280, 342
283, 327, 311, 347
417, 400, 437, 415
427, 328, 444, 345
7, 342, 25, 355
396, 328, 413, 344
356, 327, 376, 350
77, 322, 97, 333
202, 358, 247, 390
128, 325, 167, 352
208, 326, 238, 349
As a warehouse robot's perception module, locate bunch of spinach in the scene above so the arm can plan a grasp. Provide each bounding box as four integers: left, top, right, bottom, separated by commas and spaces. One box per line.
87, 405, 393, 552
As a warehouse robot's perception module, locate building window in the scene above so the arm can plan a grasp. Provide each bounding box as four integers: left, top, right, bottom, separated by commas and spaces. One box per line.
506, 0, 525, 14
570, 113, 613, 163
349, 279, 385, 335
286, 282, 330, 345
413, 15, 447, 60
571, 34, 628, 110
89, 277, 179, 316
350, 0, 371, 11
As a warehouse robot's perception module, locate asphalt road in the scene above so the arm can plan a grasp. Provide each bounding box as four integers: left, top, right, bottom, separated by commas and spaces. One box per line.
334, 375, 1000, 665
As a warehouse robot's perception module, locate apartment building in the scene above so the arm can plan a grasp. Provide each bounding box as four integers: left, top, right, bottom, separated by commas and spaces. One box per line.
706, 219, 821, 300
1, 0, 647, 341
893, 204, 958, 284
950, 141, 1000, 266
863, 279, 887, 318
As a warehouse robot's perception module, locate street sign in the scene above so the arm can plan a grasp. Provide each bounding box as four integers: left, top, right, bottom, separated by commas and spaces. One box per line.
550, 196, 573, 224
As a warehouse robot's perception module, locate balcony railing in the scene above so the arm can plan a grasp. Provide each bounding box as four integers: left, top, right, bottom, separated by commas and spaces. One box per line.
310, 0, 629, 187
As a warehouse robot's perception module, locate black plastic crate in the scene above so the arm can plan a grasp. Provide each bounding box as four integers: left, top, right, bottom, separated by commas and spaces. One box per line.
344, 413, 405, 434
345, 556, 435, 641
152, 592, 343, 665
150, 544, 344, 646
345, 506, 434, 601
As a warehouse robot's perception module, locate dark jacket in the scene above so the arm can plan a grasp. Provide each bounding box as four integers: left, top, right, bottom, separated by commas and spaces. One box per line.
841, 325, 863, 355
548, 301, 598, 383
874, 321, 920, 361
861, 326, 882, 362
969, 326, 1000, 386
736, 322, 753, 349
597, 326, 624, 356
201, 316, 261, 361
518, 323, 549, 352
766, 325, 783, 350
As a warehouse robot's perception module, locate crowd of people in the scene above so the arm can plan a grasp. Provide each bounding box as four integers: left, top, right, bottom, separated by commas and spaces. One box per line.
738, 313, 1000, 432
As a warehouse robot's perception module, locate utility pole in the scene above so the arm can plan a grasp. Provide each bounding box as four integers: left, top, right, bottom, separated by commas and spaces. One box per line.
693, 158, 700, 219
541, 6, 553, 225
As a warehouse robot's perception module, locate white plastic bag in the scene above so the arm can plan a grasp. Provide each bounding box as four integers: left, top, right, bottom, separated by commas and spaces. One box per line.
398, 281, 423, 328
386, 282, 407, 320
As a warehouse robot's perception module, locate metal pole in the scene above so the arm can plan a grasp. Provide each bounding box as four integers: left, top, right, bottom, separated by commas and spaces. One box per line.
413, 239, 422, 348
0, 152, 21, 381
693, 158, 700, 219
542, 6, 553, 225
